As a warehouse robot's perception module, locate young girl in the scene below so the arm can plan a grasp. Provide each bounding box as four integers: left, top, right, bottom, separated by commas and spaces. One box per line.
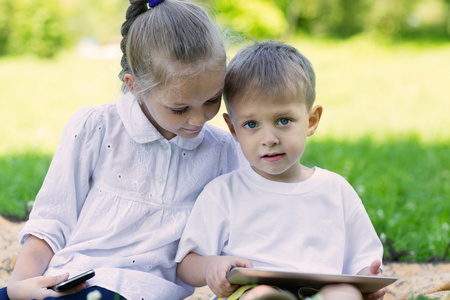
2, 0, 245, 299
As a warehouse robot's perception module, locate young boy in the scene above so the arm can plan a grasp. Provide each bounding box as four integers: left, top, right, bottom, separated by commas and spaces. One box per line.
175, 41, 385, 300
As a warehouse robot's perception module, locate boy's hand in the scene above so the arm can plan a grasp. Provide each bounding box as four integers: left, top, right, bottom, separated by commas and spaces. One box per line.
205, 256, 253, 297
320, 284, 362, 300
7, 273, 88, 300
357, 260, 386, 300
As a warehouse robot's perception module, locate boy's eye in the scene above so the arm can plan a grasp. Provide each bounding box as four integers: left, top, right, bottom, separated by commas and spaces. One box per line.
244, 121, 258, 129
278, 118, 291, 126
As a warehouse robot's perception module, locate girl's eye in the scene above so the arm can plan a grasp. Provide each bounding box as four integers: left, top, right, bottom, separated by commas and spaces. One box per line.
171, 107, 189, 115
278, 118, 291, 126
244, 121, 258, 129
207, 95, 222, 104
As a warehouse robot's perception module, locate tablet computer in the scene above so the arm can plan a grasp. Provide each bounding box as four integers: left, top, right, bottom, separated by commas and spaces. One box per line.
227, 268, 397, 293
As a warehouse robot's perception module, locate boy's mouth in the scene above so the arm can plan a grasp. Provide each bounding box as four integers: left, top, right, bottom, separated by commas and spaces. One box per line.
261, 153, 285, 162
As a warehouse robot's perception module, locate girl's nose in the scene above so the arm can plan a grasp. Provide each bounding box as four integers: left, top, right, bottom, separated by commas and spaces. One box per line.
188, 108, 207, 126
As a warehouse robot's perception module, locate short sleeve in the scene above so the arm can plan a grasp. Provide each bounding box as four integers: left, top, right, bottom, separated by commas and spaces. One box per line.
175, 186, 230, 262
342, 182, 384, 274
19, 106, 104, 253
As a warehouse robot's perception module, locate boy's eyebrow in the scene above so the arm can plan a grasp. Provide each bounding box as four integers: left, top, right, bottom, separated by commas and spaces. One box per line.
234, 112, 257, 120
234, 109, 302, 122
236, 108, 294, 117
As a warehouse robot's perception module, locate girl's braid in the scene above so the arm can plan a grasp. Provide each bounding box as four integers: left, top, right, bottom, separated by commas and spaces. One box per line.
119, 0, 148, 92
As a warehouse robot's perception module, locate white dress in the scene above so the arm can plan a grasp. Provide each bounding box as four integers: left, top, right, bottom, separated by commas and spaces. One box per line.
19, 92, 246, 300
176, 165, 383, 276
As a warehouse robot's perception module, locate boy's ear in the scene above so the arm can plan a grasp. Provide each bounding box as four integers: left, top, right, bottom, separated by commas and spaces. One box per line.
223, 113, 238, 141
307, 105, 323, 137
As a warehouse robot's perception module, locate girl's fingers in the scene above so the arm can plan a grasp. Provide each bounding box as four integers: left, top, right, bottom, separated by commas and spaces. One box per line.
44, 273, 70, 288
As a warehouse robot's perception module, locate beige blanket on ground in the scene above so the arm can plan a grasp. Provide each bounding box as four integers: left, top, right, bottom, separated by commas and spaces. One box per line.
382, 263, 450, 300
1, 217, 449, 299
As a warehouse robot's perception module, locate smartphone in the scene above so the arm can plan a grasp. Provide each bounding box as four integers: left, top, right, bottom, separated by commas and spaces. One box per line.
51, 269, 95, 292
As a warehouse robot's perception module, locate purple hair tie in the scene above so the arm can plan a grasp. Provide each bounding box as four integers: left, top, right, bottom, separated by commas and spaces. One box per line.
149, 0, 164, 8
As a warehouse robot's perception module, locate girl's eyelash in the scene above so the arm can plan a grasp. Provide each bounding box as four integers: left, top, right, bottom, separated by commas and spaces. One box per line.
171, 107, 189, 115
170, 95, 221, 114
207, 96, 222, 104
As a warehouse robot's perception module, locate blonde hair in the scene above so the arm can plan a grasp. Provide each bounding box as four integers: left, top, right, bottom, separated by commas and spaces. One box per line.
119, 0, 226, 98
224, 41, 316, 113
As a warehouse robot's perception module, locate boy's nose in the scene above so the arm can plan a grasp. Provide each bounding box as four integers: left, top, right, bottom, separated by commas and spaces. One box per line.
261, 128, 279, 147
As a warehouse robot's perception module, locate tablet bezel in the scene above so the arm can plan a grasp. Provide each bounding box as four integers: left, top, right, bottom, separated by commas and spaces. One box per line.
227, 268, 397, 293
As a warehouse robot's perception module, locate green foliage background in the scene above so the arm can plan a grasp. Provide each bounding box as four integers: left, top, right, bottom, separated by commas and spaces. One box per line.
0, 0, 127, 57
209, 0, 450, 40
0, 0, 67, 57
0, 0, 449, 57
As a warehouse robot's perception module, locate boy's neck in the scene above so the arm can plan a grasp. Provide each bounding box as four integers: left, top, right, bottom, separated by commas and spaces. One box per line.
251, 163, 314, 183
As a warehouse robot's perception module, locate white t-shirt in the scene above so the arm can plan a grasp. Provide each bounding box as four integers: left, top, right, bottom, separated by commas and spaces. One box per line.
19, 92, 246, 300
176, 165, 383, 276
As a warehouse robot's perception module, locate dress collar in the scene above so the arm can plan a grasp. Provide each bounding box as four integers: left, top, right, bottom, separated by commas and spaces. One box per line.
117, 92, 205, 150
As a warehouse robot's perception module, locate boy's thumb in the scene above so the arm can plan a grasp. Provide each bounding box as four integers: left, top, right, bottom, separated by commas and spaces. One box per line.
369, 260, 382, 275
241, 259, 253, 269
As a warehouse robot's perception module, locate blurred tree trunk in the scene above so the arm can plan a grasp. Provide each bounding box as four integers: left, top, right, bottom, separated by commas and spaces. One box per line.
282, 0, 302, 40
445, 0, 450, 35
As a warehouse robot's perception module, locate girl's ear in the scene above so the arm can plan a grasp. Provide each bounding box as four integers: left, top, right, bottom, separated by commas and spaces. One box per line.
223, 113, 238, 141
307, 105, 323, 137
124, 74, 140, 95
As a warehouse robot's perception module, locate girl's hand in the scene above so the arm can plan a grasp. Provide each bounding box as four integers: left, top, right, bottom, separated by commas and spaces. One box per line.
357, 260, 386, 300
205, 256, 253, 297
7, 273, 89, 300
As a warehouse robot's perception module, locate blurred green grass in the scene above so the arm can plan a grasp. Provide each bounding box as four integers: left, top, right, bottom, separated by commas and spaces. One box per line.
0, 38, 449, 262
0, 52, 122, 154
1, 38, 449, 154
294, 38, 450, 142
303, 137, 449, 262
